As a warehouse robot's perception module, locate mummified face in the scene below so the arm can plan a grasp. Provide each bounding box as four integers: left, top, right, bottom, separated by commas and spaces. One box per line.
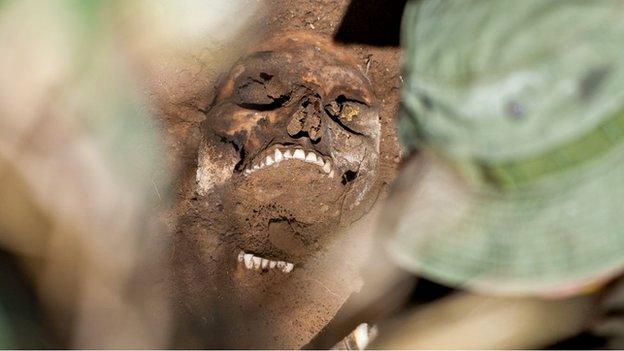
198, 32, 380, 269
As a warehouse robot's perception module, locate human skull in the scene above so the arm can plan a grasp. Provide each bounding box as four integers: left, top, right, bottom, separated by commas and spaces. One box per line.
198, 32, 380, 260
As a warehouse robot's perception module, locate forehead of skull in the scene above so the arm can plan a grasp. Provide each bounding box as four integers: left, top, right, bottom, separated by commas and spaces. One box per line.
216, 31, 375, 105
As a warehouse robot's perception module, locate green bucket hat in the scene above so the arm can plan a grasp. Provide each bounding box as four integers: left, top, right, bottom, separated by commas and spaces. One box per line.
386, 0, 624, 295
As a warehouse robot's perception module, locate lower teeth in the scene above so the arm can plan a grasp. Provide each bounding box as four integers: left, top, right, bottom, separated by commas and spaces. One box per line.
238, 251, 294, 273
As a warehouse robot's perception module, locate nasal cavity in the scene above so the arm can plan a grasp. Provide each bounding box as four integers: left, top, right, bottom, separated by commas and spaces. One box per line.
286, 97, 324, 142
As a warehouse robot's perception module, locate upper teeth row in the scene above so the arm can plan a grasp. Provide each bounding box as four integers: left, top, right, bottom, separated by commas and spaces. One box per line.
238, 251, 294, 273
244, 148, 333, 177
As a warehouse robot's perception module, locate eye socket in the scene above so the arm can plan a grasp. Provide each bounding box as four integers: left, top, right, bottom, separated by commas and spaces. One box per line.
339, 103, 360, 123
324, 95, 369, 135
234, 72, 290, 111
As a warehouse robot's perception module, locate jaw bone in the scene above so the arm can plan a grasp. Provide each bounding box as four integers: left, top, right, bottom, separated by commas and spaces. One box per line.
238, 251, 294, 273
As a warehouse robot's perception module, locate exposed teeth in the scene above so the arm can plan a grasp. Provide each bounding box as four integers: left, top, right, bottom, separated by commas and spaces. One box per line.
243, 253, 253, 269
322, 161, 331, 174
238, 251, 295, 274
274, 149, 283, 162
293, 149, 306, 160
305, 152, 317, 162
244, 146, 334, 176
283, 262, 294, 273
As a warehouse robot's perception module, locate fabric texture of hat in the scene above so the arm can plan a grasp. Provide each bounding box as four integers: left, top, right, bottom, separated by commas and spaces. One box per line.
387, 0, 624, 295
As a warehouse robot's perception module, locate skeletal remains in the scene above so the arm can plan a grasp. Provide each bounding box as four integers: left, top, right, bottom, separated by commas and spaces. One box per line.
195, 31, 382, 274
178, 31, 384, 348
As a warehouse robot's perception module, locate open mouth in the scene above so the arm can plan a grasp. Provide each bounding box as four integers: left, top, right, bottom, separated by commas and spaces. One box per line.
237, 250, 295, 273
243, 144, 334, 178
234, 145, 352, 277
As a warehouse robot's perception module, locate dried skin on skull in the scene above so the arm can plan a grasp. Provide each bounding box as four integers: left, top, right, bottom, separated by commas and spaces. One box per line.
199, 33, 381, 237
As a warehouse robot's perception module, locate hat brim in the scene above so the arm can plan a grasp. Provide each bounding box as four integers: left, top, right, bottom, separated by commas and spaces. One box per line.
382, 148, 624, 295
